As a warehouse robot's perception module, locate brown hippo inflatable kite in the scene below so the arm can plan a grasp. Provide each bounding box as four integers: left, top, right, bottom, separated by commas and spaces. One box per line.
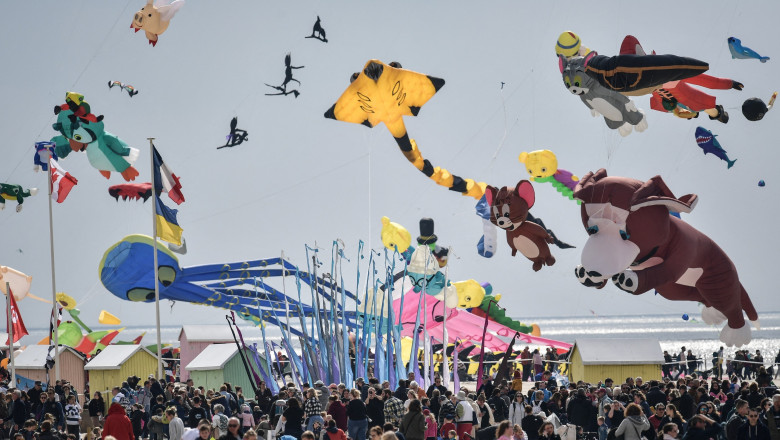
572, 169, 758, 347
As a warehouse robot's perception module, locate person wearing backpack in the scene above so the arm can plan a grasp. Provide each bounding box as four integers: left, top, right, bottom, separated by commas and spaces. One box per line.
213, 404, 231, 440
454, 392, 474, 440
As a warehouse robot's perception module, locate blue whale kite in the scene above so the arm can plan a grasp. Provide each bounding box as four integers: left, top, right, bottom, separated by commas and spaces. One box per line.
728, 37, 770, 63
695, 127, 736, 169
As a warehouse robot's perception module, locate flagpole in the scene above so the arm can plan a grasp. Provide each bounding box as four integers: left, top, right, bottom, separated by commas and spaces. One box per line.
149, 138, 163, 380
6, 282, 15, 386
47, 153, 60, 382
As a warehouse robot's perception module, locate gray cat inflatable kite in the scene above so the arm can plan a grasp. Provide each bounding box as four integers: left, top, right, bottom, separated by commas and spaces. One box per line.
559, 52, 648, 136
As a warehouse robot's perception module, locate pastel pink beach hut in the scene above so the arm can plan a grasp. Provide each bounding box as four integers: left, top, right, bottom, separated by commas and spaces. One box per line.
178, 325, 237, 382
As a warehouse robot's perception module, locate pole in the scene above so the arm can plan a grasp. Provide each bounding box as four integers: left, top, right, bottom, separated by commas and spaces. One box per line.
476, 299, 494, 391
149, 138, 163, 380
46, 153, 60, 381
6, 282, 15, 386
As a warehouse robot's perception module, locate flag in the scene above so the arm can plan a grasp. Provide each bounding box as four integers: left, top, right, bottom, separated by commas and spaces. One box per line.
494, 332, 519, 383
154, 194, 183, 246
49, 304, 62, 340
50, 158, 77, 203
6, 288, 29, 344
152, 145, 184, 205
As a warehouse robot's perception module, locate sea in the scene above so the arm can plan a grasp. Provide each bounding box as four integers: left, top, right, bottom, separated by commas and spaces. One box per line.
16, 311, 780, 369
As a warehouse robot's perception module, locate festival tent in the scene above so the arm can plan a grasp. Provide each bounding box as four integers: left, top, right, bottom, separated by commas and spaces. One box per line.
85, 344, 161, 408
14, 345, 86, 397
568, 338, 663, 384
185, 343, 257, 393
178, 325, 238, 382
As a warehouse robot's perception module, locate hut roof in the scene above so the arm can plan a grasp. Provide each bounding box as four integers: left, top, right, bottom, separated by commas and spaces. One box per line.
186, 344, 239, 371
84, 345, 155, 370
178, 325, 236, 343
573, 338, 663, 365
14, 345, 84, 369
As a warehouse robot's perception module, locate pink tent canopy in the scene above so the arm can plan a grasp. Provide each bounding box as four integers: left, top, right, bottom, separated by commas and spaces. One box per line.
392, 290, 572, 351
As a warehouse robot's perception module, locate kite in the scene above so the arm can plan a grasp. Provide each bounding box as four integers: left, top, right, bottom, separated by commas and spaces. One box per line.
758, 180, 766, 187
0, 184, 37, 212
559, 53, 648, 136
50, 95, 140, 181
33, 142, 57, 172
572, 169, 758, 346
406, 246, 457, 307
484, 181, 555, 271
742, 92, 777, 121
265, 53, 303, 97
325, 59, 486, 199
99, 234, 359, 335
518, 150, 580, 203
694, 127, 736, 169
380, 216, 412, 254
130, 0, 185, 47
109, 183, 152, 202
582, 50, 709, 96
471, 284, 540, 335
108, 81, 139, 97
728, 37, 770, 63
305, 16, 327, 43
218, 117, 249, 149
619, 36, 739, 123
555, 31, 591, 58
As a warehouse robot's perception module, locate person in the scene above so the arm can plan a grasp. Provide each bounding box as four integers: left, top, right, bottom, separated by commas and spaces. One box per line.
423, 409, 437, 440
512, 424, 527, 440
454, 391, 474, 440
438, 393, 456, 427
242, 429, 257, 440
597, 416, 607, 440
326, 395, 347, 431
399, 400, 426, 440
129, 405, 145, 440
426, 378, 446, 399
103, 402, 134, 440
537, 422, 560, 440
597, 388, 613, 419
736, 408, 770, 440
476, 394, 495, 429
346, 389, 368, 440
490, 389, 508, 423
366, 388, 385, 431
90, 392, 106, 428
239, 405, 254, 433
304, 389, 324, 432
496, 421, 513, 440
683, 414, 722, 440
532, 351, 544, 378
220, 418, 242, 440
213, 405, 231, 439
649, 404, 666, 432
324, 420, 347, 440
282, 396, 305, 440
660, 404, 685, 435
522, 405, 544, 440
661, 423, 680, 440
197, 421, 215, 440
167, 407, 185, 440
727, 400, 750, 440
189, 397, 209, 428
10, 390, 29, 433
566, 388, 592, 431
615, 403, 650, 440
439, 414, 456, 439
509, 393, 526, 427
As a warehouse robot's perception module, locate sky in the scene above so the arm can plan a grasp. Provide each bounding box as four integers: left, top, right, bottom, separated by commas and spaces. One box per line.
1, 1, 778, 342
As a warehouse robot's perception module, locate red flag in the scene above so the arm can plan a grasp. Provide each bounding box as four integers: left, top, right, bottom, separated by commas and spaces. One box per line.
50, 158, 78, 203
6, 288, 28, 344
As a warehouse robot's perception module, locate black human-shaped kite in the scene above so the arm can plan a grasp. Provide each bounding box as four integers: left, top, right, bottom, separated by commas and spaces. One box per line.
217, 117, 248, 149
305, 16, 327, 43
265, 53, 304, 98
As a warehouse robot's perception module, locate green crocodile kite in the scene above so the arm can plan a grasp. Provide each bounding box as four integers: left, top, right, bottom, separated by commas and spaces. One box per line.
0, 183, 38, 212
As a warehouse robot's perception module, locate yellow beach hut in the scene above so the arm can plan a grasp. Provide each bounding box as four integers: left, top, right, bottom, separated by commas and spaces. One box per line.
568, 338, 663, 384
85, 345, 161, 398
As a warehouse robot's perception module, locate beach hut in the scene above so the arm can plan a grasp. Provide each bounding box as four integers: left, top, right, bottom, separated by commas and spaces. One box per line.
567, 338, 663, 384
14, 345, 86, 396
85, 345, 161, 398
178, 325, 237, 381
185, 343, 257, 393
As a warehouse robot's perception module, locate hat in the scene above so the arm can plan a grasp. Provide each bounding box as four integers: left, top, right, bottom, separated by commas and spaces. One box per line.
423, 409, 431, 416
456, 391, 467, 401
34, 381, 42, 386
596, 388, 606, 395
315, 380, 324, 387
417, 218, 438, 245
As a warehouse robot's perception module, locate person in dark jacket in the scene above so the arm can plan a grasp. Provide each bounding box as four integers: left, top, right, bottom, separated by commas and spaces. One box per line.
326, 395, 347, 431
677, 387, 696, 421
522, 405, 544, 440
683, 415, 722, 440
130, 404, 146, 440
346, 390, 368, 440
567, 388, 594, 430
365, 388, 385, 431
646, 382, 667, 409
737, 408, 770, 440
399, 400, 426, 440
8, 390, 28, 430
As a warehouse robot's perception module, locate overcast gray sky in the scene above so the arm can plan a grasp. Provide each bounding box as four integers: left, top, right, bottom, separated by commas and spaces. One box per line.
1, 1, 777, 336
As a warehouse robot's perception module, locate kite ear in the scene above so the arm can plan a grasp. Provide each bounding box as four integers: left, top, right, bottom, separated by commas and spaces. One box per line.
558, 55, 566, 74
515, 180, 535, 209
484, 186, 497, 206
583, 51, 597, 66
96, 115, 104, 122
54, 106, 62, 115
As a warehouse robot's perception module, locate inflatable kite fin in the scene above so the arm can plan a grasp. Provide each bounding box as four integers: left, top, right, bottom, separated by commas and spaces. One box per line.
99, 310, 122, 325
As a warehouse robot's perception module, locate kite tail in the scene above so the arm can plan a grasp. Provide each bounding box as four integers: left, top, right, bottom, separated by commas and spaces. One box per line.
393, 134, 487, 200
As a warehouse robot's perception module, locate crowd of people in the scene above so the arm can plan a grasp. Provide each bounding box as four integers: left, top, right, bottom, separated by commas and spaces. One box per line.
0, 356, 777, 440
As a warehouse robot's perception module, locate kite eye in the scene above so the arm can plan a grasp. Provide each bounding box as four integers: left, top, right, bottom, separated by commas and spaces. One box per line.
158, 266, 177, 286
541, 168, 547, 173
564, 77, 571, 87
74, 134, 83, 141
587, 225, 599, 236
127, 288, 155, 302
350, 72, 359, 83
619, 230, 630, 240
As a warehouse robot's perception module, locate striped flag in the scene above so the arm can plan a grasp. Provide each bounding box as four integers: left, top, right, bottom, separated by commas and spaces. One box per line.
50, 158, 77, 203
152, 145, 184, 204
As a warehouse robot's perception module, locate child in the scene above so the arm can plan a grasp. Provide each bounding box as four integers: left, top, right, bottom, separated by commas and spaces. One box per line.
64, 395, 82, 437
448, 430, 458, 440
423, 409, 437, 440
597, 417, 607, 440
440, 415, 456, 440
